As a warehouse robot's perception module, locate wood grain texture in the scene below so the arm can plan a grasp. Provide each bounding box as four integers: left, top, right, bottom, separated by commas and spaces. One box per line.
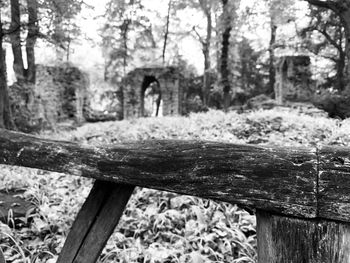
318, 146, 350, 222
257, 210, 350, 263
57, 181, 114, 263
0, 129, 318, 219
57, 181, 134, 263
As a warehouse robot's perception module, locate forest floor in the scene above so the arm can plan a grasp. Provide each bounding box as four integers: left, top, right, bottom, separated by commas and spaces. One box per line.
1, 107, 350, 263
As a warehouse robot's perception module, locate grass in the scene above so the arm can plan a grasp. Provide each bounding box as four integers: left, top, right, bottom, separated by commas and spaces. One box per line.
0, 107, 349, 262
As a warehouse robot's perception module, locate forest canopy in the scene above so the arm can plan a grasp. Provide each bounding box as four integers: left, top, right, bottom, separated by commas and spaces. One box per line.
1, 0, 350, 129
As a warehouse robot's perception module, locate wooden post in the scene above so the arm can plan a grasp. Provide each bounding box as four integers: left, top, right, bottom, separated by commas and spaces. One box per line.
57, 180, 134, 263
0, 248, 5, 263
256, 211, 350, 263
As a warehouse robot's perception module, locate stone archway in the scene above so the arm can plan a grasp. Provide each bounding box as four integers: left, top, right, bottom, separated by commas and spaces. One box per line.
121, 67, 182, 119
140, 76, 162, 117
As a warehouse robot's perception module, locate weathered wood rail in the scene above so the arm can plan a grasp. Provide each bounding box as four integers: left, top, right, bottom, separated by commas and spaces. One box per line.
1, 128, 350, 262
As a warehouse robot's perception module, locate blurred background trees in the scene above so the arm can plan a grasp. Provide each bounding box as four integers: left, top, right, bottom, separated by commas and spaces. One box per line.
301, 7, 346, 91
2, 0, 350, 129
305, 0, 350, 92
0, 0, 87, 130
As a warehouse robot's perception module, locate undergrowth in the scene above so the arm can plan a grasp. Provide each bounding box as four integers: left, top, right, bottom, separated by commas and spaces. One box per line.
0, 108, 349, 262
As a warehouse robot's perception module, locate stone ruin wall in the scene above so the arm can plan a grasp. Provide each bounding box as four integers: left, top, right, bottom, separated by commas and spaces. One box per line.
9, 64, 89, 131
122, 67, 182, 119
274, 56, 313, 104
34, 64, 89, 127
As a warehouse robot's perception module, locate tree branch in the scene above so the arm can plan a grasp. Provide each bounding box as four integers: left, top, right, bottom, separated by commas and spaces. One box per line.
192, 26, 205, 46
305, 0, 341, 13
318, 28, 341, 51
306, 0, 332, 9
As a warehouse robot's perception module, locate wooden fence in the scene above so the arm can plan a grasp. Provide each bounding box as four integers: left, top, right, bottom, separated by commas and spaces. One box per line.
1, 128, 350, 262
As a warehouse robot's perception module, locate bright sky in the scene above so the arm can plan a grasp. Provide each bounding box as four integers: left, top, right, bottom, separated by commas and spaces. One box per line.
74, 0, 310, 74
75, 0, 205, 72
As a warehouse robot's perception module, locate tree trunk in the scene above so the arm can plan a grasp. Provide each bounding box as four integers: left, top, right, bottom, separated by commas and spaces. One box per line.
202, 10, 212, 107
162, 0, 172, 64
337, 50, 346, 91
203, 47, 210, 106
0, 13, 15, 130
121, 19, 131, 77
0, 37, 6, 128
10, 0, 25, 83
26, 0, 38, 84
66, 37, 71, 62
339, 9, 350, 92
268, 21, 277, 96
54, 14, 65, 63
220, 0, 232, 112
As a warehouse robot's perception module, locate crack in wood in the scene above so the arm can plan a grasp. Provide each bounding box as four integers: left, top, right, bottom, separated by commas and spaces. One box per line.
315, 146, 320, 218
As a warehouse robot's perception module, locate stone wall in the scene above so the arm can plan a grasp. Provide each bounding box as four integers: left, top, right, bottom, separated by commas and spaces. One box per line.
9, 82, 37, 132
121, 67, 183, 119
9, 64, 89, 131
35, 64, 89, 125
274, 56, 313, 104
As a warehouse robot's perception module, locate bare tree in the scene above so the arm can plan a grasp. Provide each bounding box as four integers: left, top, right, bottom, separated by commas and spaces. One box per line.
219, 0, 235, 111
305, 0, 350, 91
9, 0, 38, 84
26, 0, 38, 84
302, 8, 346, 90
268, 19, 277, 96
10, 0, 25, 83
192, 0, 213, 106
162, 0, 172, 64
0, 12, 15, 129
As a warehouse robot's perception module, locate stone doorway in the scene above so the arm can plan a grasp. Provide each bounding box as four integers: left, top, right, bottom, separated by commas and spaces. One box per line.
121, 67, 182, 119
141, 76, 162, 117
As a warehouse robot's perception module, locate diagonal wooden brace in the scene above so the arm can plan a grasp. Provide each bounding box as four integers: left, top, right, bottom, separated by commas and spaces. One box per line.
57, 180, 134, 263
0, 248, 5, 263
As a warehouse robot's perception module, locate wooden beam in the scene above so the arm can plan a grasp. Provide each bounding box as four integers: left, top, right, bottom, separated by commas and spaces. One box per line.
256, 210, 350, 262
318, 146, 350, 222
2, 129, 350, 222
0, 129, 318, 219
